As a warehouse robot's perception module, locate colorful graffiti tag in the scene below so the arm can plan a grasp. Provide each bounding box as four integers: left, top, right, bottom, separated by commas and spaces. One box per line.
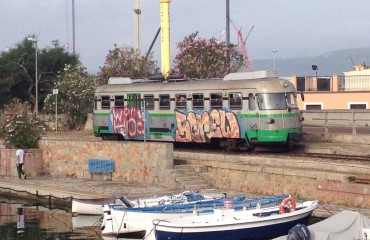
175, 109, 240, 143
109, 106, 145, 138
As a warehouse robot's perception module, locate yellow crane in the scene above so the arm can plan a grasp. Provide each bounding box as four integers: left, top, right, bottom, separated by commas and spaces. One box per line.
159, 0, 171, 78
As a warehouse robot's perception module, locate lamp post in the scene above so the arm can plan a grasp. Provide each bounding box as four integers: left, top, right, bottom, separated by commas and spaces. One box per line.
273, 49, 277, 71
28, 37, 38, 116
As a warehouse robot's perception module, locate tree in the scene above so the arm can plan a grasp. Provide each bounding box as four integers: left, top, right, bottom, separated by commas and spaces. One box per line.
0, 37, 79, 110
43, 64, 96, 130
97, 45, 159, 85
0, 99, 44, 148
173, 32, 245, 79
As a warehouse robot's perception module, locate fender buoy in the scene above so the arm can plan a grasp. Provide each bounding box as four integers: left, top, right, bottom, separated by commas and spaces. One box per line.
224, 200, 233, 209
279, 196, 296, 214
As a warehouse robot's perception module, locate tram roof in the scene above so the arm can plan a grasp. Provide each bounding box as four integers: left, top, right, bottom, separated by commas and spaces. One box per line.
95, 73, 296, 94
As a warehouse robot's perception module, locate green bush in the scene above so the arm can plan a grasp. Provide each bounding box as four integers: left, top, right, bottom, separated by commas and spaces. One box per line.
0, 99, 44, 148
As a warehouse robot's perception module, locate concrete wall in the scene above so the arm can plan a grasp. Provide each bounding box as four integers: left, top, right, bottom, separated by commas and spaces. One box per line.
174, 152, 370, 209
37, 138, 174, 185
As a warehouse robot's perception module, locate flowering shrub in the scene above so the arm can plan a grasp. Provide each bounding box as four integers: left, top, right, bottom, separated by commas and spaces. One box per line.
0, 99, 44, 148
97, 46, 159, 85
44, 64, 96, 130
173, 32, 245, 79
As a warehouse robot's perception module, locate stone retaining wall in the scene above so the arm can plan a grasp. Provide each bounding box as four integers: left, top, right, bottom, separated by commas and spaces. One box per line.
174, 151, 370, 209
38, 138, 173, 185
0, 148, 43, 177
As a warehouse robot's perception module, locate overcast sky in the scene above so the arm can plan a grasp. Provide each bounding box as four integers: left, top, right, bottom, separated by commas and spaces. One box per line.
2, 0, 370, 74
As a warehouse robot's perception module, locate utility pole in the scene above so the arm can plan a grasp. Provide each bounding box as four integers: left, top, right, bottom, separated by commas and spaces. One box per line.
72, 0, 76, 54
134, 0, 141, 53
226, 0, 230, 46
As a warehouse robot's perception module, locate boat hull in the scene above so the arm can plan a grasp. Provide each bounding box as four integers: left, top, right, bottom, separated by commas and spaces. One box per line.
72, 197, 115, 215
155, 214, 311, 240
152, 200, 318, 240
109, 195, 288, 235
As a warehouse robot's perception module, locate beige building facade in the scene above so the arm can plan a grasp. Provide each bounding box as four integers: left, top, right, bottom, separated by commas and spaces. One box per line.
290, 65, 370, 110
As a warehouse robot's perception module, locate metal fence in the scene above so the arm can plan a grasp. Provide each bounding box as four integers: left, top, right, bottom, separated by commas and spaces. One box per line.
296, 75, 370, 92
302, 110, 370, 135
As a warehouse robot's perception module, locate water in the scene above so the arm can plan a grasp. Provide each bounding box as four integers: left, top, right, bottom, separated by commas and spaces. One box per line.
0, 199, 114, 240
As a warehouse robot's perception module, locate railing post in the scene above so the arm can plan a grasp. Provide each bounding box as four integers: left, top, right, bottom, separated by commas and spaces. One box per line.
352, 111, 357, 135
324, 111, 329, 134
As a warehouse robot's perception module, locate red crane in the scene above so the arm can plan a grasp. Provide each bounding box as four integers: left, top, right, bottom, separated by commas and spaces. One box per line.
229, 19, 254, 71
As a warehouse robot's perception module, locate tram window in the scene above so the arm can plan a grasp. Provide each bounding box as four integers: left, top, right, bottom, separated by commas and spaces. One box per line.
101, 95, 110, 110
115, 95, 124, 108
159, 94, 170, 110
192, 93, 204, 109
286, 93, 298, 109
144, 95, 154, 110
257, 93, 287, 110
175, 94, 187, 109
94, 96, 98, 110
229, 92, 242, 109
248, 93, 256, 110
210, 93, 223, 109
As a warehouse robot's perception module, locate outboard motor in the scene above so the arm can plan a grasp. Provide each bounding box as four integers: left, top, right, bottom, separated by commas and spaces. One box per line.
286, 224, 311, 240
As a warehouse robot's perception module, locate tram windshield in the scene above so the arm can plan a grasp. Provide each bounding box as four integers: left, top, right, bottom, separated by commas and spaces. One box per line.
257, 93, 298, 110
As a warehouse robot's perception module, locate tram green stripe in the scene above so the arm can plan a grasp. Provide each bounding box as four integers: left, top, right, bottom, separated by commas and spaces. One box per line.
94, 112, 109, 116
246, 128, 301, 142
240, 113, 300, 118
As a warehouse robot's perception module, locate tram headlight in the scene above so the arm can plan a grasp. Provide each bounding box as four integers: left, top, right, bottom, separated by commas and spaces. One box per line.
283, 82, 289, 88
266, 118, 275, 124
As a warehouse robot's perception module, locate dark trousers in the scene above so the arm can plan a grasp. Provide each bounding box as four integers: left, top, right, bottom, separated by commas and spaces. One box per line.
17, 164, 25, 179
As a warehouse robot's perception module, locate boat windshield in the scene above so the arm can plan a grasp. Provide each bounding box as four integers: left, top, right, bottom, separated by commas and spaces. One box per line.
257, 93, 298, 110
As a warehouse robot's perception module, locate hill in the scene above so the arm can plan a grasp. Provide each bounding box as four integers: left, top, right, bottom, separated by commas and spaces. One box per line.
251, 47, 370, 77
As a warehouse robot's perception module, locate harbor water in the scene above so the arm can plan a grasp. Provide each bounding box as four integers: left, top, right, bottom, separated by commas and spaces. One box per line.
0, 197, 132, 240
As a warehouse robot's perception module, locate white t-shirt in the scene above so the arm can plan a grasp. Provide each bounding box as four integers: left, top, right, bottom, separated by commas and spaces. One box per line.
16, 149, 25, 164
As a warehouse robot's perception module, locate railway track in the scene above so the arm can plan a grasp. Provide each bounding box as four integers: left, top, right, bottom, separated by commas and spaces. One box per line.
174, 145, 370, 163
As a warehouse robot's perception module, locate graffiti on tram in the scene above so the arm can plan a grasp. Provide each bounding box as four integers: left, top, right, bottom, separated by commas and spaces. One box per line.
109, 106, 145, 138
175, 109, 241, 143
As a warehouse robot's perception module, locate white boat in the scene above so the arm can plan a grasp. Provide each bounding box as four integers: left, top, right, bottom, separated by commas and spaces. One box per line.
72, 197, 117, 215
107, 195, 289, 236
274, 210, 370, 240
73, 191, 213, 216
145, 200, 319, 240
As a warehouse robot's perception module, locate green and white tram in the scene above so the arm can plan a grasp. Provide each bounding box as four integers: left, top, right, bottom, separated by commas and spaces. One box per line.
93, 71, 304, 150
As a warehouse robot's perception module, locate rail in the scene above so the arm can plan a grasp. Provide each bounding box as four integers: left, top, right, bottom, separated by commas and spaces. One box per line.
302, 110, 370, 135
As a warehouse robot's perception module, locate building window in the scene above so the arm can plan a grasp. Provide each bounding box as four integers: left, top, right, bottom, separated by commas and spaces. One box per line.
159, 94, 170, 110
210, 93, 223, 109
175, 94, 187, 109
114, 95, 124, 108
229, 92, 242, 109
101, 96, 110, 110
317, 78, 331, 91
306, 104, 322, 110
192, 93, 204, 109
144, 95, 154, 110
297, 77, 305, 91
349, 103, 367, 109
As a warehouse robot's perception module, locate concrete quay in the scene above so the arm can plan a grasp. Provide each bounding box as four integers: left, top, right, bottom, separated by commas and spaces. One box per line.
0, 131, 369, 218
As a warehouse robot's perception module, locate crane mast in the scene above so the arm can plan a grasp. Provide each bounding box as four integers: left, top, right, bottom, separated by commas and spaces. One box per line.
134, 0, 141, 53
159, 0, 171, 78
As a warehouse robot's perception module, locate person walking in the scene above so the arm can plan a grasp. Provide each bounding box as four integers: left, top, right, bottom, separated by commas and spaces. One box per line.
15, 146, 26, 179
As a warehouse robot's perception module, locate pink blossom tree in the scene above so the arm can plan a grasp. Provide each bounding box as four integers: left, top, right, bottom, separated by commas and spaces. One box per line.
173, 32, 246, 79
97, 45, 159, 85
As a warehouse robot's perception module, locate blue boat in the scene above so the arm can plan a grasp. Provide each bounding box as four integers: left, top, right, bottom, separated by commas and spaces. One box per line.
147, 199, 319, 240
